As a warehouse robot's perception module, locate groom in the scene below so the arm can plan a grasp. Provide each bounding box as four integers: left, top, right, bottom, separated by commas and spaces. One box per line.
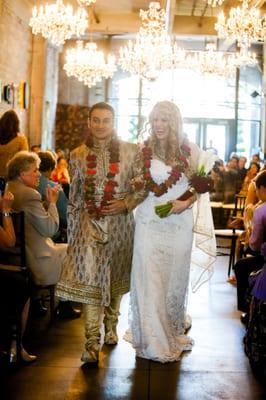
56, 102, 146, 363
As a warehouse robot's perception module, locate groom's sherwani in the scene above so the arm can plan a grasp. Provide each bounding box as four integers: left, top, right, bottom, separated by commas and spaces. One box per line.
56, 139, 145, 306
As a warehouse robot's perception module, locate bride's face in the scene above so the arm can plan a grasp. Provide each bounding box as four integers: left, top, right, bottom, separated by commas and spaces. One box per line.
152, 114, 170, 142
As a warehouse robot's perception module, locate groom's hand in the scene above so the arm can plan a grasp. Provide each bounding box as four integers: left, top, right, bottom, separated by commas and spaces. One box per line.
101, 199, 127, 216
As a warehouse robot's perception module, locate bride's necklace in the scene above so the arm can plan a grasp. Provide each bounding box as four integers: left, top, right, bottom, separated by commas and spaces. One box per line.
142, 140, 191, 197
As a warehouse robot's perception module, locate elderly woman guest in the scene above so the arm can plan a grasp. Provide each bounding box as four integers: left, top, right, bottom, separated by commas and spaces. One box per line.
0, 187, 36, 363
128, 101, 216, 363
0, 110, 29, 178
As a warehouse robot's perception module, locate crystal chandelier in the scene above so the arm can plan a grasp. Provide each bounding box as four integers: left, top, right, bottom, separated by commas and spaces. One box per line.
215, 0, 266, 48
207, 0, 224, 7
186, 44, 235, 76
64, 40, 116, 88
118, 2, 185, 80
231, 46, 258, 68
185, 43, 257, 76
29, 0, 88, 47
77, 0, 96, 6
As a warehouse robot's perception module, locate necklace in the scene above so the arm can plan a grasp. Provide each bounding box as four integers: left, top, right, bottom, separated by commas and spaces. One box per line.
84, 136, 120, 218
142, 140, 191, 197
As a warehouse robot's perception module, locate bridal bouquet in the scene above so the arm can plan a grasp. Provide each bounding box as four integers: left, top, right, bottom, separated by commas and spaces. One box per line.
155, 151, 216, 218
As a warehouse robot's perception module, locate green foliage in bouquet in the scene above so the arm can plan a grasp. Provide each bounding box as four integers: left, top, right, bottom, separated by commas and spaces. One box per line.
155, 203, 173, 218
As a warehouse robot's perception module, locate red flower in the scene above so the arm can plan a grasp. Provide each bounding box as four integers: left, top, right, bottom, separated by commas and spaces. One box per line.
87, 154, 97, 161
87, 169, 97, 175
87, 162, 97, 168
144, 172, 151, 179
109, 163, 119, 174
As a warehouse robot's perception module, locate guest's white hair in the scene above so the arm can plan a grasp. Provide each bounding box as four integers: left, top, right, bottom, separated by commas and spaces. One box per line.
7, 150, 40, 180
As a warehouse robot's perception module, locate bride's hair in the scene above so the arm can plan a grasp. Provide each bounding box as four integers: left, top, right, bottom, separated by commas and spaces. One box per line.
146, 101, 184, 165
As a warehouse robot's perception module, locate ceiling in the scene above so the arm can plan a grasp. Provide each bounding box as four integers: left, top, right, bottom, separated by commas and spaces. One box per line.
73, 0, 266, 36
33, 0, 266, 42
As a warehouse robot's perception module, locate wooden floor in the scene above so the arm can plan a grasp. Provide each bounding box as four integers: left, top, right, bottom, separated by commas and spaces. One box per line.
1, 255, 266, 400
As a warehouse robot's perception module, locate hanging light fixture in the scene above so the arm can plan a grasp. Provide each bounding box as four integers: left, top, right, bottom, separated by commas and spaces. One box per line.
64, 41, 116, 88
215, 0, 266, 48
186, 44, 235, 76
29, 0, 88, 47
63, 5, 116, 88
118, 2, 185, 80
186, 43, 257, 76
77, 0, 96, 6
206, 0, 224, 7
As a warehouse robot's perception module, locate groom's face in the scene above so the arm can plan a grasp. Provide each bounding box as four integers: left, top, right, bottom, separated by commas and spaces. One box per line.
88, 108, 114, 141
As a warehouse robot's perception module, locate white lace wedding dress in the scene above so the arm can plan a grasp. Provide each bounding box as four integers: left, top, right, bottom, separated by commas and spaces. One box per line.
129, 158, 196, 363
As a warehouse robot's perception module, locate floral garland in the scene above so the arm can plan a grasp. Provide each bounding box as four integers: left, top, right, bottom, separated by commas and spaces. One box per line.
84, 137, 120, 218
142, 140, 191, 197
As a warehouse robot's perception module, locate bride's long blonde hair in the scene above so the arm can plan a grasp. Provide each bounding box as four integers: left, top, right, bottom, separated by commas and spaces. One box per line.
145, 101, 185, 165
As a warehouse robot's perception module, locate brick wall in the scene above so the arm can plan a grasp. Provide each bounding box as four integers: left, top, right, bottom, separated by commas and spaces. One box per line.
0, 0, 33, 137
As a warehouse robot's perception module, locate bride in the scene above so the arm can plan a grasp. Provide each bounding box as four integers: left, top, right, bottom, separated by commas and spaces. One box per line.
128, 101, 216, 363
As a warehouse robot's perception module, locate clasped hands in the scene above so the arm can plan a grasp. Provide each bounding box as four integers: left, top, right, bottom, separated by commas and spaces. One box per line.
46, 185, 60, 205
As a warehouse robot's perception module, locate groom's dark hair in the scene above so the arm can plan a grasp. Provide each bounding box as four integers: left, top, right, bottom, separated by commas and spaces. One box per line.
89, 102, 115, 119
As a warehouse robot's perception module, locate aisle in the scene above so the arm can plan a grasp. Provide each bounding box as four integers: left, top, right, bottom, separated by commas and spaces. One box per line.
1, 256, 266, 400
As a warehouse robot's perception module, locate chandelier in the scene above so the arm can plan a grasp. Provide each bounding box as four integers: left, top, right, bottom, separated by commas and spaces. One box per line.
118, 2, 185, 80
215, 0, 266, 48
29, 0, 88, 47
64, 41, 116, 87
185, 43, 257, 76
207, 0, 224, 7
77, 0, 96, 6
188, 44, 235, 76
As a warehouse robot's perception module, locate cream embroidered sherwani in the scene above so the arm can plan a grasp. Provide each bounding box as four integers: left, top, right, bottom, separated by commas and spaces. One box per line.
56, 139, 145, 306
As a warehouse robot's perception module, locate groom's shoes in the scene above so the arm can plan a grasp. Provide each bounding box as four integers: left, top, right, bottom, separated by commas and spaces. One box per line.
104, 330, 118, 345
81, 343, 100, 364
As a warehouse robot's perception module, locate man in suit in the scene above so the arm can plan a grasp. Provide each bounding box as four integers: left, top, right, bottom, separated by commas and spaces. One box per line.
6, 150, 80, 318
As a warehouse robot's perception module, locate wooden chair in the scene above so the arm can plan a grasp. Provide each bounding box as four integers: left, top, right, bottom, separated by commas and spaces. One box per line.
0, 212, 56, 324
215, 194, 246, 277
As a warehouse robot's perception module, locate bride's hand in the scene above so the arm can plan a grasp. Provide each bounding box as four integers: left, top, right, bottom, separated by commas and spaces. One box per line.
168, 199, 190, 215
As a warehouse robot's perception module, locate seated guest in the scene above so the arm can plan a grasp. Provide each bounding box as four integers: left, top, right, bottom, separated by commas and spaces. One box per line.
51, 156, 70, 198
6, 151, 65, 286
37, 151, 68, 230
239, 162, 260, 196
238, 156, 248, 184
234, 170, 266, 320
244, 242, 266, 376
0, 188, 36, 363
0, 110, 29, 178
210, 160, 225, 202
223, 156, 241, 203
6, 151, 80, 319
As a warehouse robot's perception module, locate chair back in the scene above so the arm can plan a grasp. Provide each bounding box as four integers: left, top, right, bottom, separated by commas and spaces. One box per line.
0, 211, 27, 272
234, 194, 246, 218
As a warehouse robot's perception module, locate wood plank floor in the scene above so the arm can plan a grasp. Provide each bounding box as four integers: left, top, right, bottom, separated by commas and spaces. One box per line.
1, 255, 266, 400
